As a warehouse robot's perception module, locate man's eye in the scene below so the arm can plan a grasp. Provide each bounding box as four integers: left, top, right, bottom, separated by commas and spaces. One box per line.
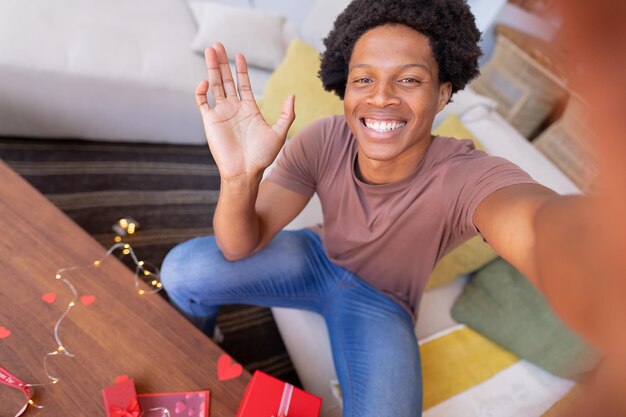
399, 78, 421, 84
354, 78, 372, 84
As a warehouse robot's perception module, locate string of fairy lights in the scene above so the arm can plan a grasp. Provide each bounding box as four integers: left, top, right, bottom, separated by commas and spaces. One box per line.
7, 218, 168, 417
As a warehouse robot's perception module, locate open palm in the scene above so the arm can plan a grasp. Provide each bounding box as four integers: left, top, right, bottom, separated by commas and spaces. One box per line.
195, 43, 295, 180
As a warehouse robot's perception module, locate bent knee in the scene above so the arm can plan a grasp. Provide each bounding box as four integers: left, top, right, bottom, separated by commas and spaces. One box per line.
160, 236, 222, 292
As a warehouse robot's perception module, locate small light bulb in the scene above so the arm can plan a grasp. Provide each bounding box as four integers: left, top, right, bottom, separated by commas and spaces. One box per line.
69, 302, 75, 307
114, 235, 122, 243
56, 274, 62, 279
119, 219, 128, 228
138, 290, 145, 295
52, 380, 59, 384
58, 346, 65, 352
138, 261, 144, 266
93, 260, 101, 267
123, 249, 130, 255
127, 223, 136, 234
151, 280, 158, 286
29, 400, 35, 405
143, 270, 150, 276
156, 282, 163, 288
123, 244, 130, 249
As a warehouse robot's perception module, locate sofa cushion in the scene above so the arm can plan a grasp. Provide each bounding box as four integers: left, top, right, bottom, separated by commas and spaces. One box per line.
259, 39, 344, 137
188, 1, 288, 70
433, 88, 498, 129
451, 258, 601, 379
421, 327, 574, 416
0, 0, 201, 91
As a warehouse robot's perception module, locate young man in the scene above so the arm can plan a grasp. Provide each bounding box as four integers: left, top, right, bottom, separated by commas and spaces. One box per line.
161, 0, 559, 415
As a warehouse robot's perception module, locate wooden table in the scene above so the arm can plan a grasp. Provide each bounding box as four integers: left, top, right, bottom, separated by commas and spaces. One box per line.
0, 160, 249, 416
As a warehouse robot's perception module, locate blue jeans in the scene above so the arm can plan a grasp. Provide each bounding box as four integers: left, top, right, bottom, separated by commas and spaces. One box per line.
160, 229, 423, 417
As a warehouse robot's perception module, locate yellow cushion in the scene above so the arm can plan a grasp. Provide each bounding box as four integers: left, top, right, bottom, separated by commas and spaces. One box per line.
433, 113, 485, 151
425, 114, 496, 290
421, 327, 518, 409
425, 236, 498, 290
258, 39, 344, 137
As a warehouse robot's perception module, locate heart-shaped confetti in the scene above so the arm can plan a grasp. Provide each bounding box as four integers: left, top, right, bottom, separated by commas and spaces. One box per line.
41, 292, 57, 304
80, 295, 96, 306
0, 326, 11, 339
187, 408, 195, 416
114, 375, 129, 384
217, 354, 243, 381
175, 401, 186, 413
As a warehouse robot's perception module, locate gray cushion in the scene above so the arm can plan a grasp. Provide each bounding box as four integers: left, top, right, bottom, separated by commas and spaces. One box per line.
451, 258, 601, 379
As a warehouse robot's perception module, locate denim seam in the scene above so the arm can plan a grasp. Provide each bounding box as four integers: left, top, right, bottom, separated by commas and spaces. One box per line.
189, 293, 323, 315
322, 270, 358, 417
326, 307, 355, 417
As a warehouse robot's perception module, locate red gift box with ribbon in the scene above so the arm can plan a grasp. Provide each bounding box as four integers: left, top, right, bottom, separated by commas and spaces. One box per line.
236, 370, 322, 417
102, 378, 141, 417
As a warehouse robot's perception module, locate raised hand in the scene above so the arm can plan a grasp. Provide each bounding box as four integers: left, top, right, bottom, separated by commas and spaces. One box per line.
195, 43, 295, 181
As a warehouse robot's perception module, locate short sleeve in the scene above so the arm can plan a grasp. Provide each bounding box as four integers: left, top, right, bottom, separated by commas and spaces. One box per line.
443, 152, 537, 240
265, 118, 325, 197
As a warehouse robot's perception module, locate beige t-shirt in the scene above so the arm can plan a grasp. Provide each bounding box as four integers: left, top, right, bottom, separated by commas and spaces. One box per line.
267, 115, 536, 313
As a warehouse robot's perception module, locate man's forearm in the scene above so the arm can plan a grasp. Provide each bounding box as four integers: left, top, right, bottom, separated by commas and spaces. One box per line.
213, 172, 264, 261
533, 195, 599, 339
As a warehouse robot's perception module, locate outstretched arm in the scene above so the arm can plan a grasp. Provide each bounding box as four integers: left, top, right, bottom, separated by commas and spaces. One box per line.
196, 43, 309, 260
473, 183, 559, 285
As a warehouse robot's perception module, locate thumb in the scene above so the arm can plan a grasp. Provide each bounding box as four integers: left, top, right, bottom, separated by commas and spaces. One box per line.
271, 94, 296, 139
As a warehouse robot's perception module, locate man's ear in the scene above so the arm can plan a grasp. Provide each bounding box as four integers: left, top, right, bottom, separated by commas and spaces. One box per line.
437, 82, 452, 113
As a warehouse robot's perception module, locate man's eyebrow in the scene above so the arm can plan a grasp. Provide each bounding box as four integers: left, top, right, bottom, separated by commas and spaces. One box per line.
349, 63, 431, 71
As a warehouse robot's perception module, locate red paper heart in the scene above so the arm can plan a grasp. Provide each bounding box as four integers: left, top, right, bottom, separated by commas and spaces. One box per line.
41, 292, 57, 304
0, 326, 11, 339
217, 354, 243, 381
80, 295, 96, 306
114, 374, 129, 384
175, 401, 186, 413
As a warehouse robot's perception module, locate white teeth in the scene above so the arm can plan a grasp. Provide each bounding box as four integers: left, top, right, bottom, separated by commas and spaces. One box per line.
364, 120, 406, 133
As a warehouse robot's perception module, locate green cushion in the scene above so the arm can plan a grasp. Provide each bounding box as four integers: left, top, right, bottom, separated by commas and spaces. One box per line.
451, 258, 601, 379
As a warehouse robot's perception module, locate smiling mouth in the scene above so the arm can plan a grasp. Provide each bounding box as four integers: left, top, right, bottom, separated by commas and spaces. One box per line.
360, 118, 407, 133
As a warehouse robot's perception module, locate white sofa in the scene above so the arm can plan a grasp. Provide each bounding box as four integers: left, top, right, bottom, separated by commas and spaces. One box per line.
0, 0, 321, 144
0, 0, 509, 145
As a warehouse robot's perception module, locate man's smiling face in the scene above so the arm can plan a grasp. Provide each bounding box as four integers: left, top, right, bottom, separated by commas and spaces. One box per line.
344, 24, 451, 181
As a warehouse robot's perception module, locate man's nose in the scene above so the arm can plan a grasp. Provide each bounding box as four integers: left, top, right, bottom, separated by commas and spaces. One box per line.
366, 82, 400, 107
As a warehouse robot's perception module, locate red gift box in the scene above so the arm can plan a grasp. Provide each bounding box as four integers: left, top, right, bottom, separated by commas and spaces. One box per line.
236, 371, 322, 417
102, 378, 141, 417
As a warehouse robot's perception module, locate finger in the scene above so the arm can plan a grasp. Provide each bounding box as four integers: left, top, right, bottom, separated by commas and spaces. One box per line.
235, 53, 256, 102
213, 42, 238, 98
205, 47, 225, 102
195, 80, 211, 116
271, 94, 296, 139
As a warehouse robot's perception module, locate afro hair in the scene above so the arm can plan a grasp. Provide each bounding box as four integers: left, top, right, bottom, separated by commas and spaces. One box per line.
319, 0, 482, 100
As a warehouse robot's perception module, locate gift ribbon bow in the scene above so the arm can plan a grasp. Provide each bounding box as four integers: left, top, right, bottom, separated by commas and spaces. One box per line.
276, 382, 294, 417
0, 366, 33, 417
109, 399, 141, 417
